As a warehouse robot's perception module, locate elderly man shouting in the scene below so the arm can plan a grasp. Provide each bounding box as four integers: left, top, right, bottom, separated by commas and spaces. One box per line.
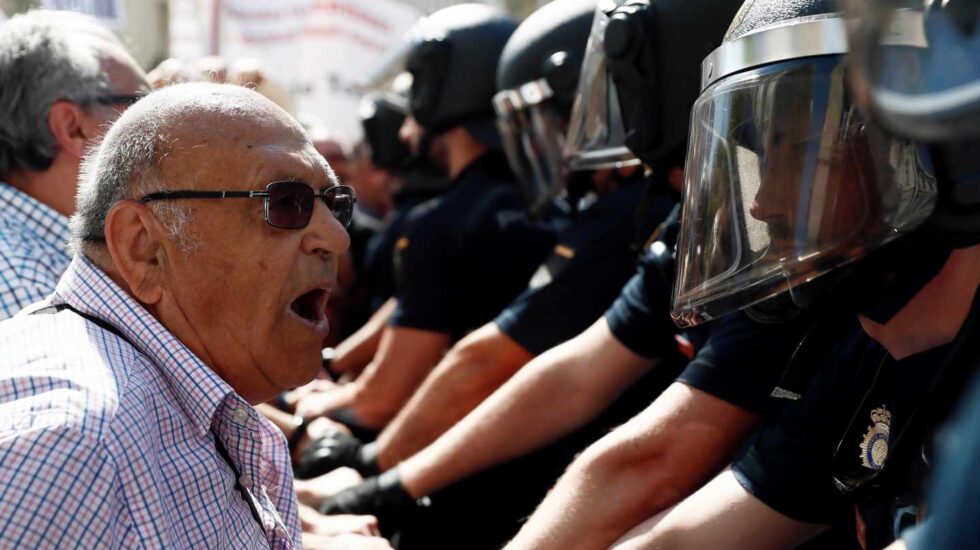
0, 83, 362, 548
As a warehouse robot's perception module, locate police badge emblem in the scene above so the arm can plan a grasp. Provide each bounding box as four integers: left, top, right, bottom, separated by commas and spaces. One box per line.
859, 406, 891, 470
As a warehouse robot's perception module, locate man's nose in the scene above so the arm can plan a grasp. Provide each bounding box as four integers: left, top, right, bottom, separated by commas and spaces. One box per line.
749, 197, 768, 222
399, 116, 421, 154
302, 199, 351, 258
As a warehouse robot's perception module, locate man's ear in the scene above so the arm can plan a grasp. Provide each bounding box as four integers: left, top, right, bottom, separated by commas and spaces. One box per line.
104, 200, 166, 305
48, 100, 100, 160
667, 166, 685, 194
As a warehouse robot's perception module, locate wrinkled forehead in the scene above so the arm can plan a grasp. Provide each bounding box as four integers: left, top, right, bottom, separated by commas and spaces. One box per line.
158, 116, 330, 191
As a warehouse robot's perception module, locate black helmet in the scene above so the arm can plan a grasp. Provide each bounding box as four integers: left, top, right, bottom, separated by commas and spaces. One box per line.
360, 92, 410, 170
670, 0, 938, 326
492, 0, 596, 214
564, 0, 744, 172
405, 4, 517, 149
842, 0, 980, 247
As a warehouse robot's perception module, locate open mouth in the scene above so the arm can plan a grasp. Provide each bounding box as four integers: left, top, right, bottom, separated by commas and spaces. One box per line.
289, 287, 330, 329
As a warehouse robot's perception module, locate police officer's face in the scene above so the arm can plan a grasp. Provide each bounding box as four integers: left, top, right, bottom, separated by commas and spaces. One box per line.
747, 96, 876, 258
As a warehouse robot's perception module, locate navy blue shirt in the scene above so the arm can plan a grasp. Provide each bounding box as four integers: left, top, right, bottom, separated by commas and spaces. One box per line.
362, 189, 442, 314
732, 246, 970, 548
391, 154, 559, 338
494, 179, 673, 355
604, 237, 817, 419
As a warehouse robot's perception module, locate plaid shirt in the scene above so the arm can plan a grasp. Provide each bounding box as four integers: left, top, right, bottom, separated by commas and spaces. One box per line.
0, 256, 301, 548
0, 183, 72, 320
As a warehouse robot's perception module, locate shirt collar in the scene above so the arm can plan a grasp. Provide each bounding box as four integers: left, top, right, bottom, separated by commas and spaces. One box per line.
0, 182, 71, 257
53, 255, 236, 436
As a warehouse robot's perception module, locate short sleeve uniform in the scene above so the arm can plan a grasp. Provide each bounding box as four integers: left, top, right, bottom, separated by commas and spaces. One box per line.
603, 242, 684, 360
361, 189, 440, 313
494, 180, 674, 355
603, 218, 818, 420
390, 154, 559, 339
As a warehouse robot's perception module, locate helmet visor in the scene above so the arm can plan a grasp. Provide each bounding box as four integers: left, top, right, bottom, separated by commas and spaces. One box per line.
844, 1, 980, 141
563, 2, 641, 171
671, 56, 938, 327
494, 80, 569, 214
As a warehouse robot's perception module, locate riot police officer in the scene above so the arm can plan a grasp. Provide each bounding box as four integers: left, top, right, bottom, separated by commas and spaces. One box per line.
840, 2, 980, 549
613, 1, 979, 548
312, 3, 839, 550
294, 4, 559, 432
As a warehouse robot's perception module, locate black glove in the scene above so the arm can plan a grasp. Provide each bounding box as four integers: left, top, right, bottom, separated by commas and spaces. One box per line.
294, 431, 380, 479
318, 470, 422, 528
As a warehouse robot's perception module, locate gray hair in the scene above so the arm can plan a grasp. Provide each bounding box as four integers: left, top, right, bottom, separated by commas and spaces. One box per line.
0, 10, 125, 180
69, 91, 186, 256
69, 82, 318, 257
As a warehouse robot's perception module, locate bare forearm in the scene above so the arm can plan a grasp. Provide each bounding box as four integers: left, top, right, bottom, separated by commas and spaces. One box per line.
331, 299, 396, 376
398, 320, 651, 497
377, 326, 532, 469
346, 326, 449, 430
508, 384, 763, 550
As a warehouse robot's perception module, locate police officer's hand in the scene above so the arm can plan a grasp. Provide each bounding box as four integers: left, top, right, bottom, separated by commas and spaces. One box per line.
295, 467, 364, 508
318, 470, 422, 528
295, 430, 380, 479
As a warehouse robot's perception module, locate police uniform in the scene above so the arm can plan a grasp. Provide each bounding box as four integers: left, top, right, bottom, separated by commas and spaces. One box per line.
391, 153, 559, 339
494, 177, 670, 355
605, 237, 816, 420
361, 187, 442, 314
731, 242, 977, 549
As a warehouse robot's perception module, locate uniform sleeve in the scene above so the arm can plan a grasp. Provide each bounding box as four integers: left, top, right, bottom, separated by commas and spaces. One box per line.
0, 425, 125, 547
729, 327, 868, 525
603, 251, 677, 359
495, 247, 636, 356
676, 311, 805, 418
389, 216, 458, 334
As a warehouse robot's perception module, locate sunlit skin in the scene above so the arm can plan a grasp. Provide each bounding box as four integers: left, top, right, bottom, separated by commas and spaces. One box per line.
104, 88, 350, 404
748, 82, 875, 259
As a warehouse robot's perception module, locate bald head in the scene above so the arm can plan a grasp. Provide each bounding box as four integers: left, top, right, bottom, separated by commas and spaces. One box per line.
70, 83, 330, 254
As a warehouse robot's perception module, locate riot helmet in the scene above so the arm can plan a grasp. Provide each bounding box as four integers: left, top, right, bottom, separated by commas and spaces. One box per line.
670, 0, 938, 327
360, 92, 411, 170
359, 88, 450, 195
564, 0, 744, 173
492, 0, 595, 214
843, 0, 980, 247
404, 4, 517, 151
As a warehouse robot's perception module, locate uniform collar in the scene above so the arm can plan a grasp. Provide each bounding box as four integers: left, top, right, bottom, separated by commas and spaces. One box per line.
53, 255, 237, 437
452, 151, 513, 186
0, 182, 71, 257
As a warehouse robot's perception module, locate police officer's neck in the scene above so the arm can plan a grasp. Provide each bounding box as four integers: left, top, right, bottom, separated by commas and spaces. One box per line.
859, 244, 980, 360
441, 127, 489, 181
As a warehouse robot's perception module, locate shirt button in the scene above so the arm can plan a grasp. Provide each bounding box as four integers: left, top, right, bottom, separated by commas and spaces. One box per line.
234, 408, 248, 421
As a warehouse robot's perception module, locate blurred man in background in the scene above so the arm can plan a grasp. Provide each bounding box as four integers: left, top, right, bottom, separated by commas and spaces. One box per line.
0, 10, 148, 319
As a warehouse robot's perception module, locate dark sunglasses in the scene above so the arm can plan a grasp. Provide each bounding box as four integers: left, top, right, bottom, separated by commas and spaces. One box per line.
139, 181, 357, 229
88, 93, 146, 107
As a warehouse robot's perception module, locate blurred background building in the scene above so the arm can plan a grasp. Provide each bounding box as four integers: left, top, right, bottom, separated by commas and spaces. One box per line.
0, 0, 550, 145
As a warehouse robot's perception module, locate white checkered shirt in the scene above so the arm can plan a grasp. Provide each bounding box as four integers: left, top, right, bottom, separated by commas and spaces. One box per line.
0, 255, 301, 548
0, 182, 72, 320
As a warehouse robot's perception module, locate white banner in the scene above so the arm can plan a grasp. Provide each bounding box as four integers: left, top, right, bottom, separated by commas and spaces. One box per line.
169, 0, 421, 146
41, 0, 126, 28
